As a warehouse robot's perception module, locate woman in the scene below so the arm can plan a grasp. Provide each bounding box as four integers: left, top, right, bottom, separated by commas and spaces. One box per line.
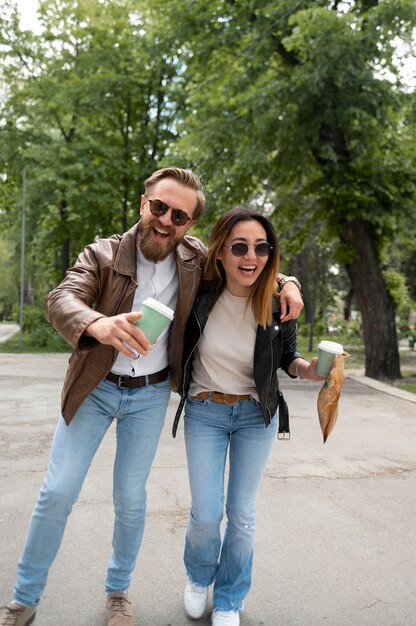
173, 207, 324, 626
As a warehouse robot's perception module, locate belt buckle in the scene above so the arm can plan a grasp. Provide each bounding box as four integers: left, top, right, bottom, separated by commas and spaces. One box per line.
117, 376, 126, 388
278, 431, 290, 440
224, 394, 236, 404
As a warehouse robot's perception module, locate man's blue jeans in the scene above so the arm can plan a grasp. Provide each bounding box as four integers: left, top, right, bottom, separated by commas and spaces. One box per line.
14, 377, 171, 608
184, 396, 277, 612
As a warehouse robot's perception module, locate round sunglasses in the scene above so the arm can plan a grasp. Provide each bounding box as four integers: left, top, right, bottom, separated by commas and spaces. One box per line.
223, 242, 273, 257
146, 197, 192, 226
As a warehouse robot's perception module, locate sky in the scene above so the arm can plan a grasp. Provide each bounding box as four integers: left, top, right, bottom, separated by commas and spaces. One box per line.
16, 0, 40, 32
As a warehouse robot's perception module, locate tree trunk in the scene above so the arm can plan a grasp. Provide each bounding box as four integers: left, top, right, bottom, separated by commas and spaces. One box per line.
307, 246, 320, 352
59, 197, 70, 279
343, 285, 354, 321
341, 220, 401, 379
290, 252, 313, 324
61, 238, 70, 280
121, 91, 131, 234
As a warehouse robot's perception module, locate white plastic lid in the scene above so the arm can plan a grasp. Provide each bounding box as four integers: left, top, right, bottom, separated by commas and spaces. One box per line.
318, 340, 344, 354
142, 297, 174, 320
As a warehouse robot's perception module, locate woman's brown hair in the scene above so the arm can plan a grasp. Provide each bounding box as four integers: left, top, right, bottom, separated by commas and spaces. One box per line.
203, 207, 280, 327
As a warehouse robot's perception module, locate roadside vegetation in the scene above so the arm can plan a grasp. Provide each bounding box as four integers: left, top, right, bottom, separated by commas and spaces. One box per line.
297, 327, 416, 394
1, 315, 415, 393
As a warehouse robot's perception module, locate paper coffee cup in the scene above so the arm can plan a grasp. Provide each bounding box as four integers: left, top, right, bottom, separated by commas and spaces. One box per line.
316, 340, 344, 377
135, 297, 174, 344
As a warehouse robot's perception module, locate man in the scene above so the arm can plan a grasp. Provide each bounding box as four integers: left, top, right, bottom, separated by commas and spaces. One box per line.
0, 167, 303, 626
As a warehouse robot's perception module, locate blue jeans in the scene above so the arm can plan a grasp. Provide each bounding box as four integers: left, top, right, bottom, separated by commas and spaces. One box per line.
14, 377, 171, 607
184, 396, 277, 612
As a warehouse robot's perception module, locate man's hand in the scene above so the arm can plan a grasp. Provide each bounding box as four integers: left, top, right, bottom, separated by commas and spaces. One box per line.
85, 312, 152, 358
279, 281, 304, 322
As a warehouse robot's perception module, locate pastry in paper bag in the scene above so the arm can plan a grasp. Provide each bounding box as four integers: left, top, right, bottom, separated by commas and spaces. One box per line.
317, 352, 349, 442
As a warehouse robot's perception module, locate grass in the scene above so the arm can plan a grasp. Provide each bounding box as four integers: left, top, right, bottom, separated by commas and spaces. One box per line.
0, 330, 69, 353
297, 333, 364, 369
391, 369, 416, 394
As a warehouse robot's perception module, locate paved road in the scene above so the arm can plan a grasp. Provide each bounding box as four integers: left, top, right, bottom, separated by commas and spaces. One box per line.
0, 353, 415, 626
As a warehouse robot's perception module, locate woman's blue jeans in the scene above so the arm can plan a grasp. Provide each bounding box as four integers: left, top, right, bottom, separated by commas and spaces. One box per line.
14, 377, 171, 608
184, 396, 277, 612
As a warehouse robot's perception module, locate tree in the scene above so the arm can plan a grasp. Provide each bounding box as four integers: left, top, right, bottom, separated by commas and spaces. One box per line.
158, 0, 416, 379
0, 0, 183, 301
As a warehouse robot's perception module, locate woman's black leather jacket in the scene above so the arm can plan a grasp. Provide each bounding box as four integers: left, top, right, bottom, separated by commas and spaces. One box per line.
172, 284, 303, 438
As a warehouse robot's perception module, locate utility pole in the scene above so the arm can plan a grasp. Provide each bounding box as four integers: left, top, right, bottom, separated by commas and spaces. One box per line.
19, 169, 26, 351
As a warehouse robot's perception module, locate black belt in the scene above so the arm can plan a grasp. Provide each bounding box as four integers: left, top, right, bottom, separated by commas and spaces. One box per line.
105, 366, 169, 389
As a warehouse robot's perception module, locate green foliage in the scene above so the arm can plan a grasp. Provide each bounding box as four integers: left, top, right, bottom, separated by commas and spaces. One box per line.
328, 319, 363, 340
0, 329, 69, 352
0, 0, 185, 297
158, 0, 415, 378
143, 3, 416, 345
297, 318, 327, 339
383, 268, 411, 311
7, 304, 68, 349
0, 237, 19, 318
19, 305, 46, 334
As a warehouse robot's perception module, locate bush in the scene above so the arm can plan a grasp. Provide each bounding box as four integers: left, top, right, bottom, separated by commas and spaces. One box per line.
19, 305, 67, 349
331, 319, 362, 339
297, 319, 327, 338
21, 305, 47, 334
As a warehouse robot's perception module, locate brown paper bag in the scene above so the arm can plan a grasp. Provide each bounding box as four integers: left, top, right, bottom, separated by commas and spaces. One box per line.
317, 352, 350, 443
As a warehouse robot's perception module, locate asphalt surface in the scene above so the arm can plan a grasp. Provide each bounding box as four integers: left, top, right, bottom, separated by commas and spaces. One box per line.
0, 333, 415, 625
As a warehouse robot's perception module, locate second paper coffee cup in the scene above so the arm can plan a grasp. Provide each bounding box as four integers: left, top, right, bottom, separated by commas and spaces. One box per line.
316, 340, 344, 377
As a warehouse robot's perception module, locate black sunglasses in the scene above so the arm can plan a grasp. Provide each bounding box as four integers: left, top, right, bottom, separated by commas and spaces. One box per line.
223, 242, 273, 257
146, 197, 192, 227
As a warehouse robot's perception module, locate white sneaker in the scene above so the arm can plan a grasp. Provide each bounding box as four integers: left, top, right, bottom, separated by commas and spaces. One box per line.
184, 581, 209, 619
212, 609, 240, 626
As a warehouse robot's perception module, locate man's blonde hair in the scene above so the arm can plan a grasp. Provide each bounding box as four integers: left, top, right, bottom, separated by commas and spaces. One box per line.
144, 167, 205, 219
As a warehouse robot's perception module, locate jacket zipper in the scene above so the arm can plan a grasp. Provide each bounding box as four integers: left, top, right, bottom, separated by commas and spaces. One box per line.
263, 319, 280, 427
264, 339, 273, 426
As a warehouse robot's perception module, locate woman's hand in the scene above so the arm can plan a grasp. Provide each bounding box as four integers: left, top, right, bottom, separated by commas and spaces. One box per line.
291, 357, 326, 381
303, 357, 326, 381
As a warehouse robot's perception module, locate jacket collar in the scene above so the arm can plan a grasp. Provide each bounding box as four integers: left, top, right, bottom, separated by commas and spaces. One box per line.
113, 223, 139, 276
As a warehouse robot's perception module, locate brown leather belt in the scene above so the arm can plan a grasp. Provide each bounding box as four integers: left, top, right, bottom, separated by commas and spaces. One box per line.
105, 366, 169, 389
192, 391, 251, 404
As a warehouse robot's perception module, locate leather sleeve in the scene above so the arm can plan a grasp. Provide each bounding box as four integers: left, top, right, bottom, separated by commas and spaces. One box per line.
280, 319, 303, 376
46, 243, 108, 350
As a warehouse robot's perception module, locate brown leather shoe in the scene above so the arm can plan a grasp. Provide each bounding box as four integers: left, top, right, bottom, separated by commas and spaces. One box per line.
0, 603, 36, 626
106, 592, 134, 626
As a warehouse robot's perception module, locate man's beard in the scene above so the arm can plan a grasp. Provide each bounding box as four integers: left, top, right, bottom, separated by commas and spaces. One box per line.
138, 219, 181, 262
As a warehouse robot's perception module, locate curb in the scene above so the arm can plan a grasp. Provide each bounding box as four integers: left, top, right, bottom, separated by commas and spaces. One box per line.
346, 373, 416, 404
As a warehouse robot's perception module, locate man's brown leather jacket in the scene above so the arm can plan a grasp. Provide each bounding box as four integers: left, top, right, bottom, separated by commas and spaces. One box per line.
47, 223, 206, 425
